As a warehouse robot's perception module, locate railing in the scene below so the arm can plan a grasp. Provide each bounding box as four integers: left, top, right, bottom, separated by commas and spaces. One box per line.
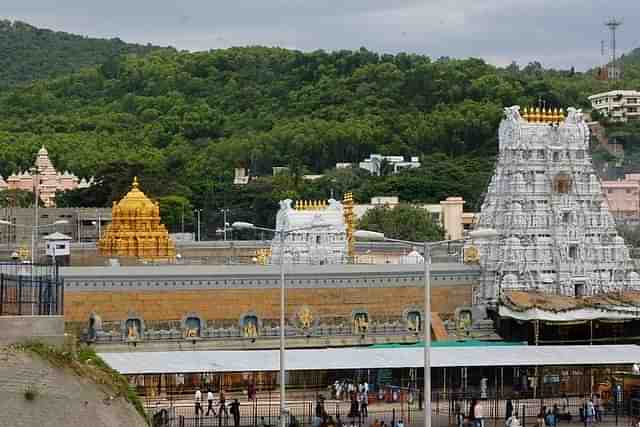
0, 262, 63, 316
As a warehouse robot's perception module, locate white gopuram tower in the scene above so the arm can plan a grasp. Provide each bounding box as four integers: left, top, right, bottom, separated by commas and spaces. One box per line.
270, 199, 348, 264
473, 106, 640, 307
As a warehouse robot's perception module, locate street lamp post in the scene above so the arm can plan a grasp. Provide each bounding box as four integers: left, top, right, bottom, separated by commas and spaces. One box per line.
194, 209, 203, 241
220, 209, 230, 241
353, 228, 498, 427
232, 221, 330, 427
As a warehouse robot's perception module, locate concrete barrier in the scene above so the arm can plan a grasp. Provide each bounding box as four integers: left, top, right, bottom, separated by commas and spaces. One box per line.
0, 315, 65, 347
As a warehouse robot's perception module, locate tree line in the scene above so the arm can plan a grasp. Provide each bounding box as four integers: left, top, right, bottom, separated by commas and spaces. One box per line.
0, 44, 639, 237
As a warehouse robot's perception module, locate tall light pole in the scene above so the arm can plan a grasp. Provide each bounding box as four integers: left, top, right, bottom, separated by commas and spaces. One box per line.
232, 221, 331, 427
220, 209, 230, 241
353, 227, 498, 427
29, 166, 40, 263
194, 209, 203, 241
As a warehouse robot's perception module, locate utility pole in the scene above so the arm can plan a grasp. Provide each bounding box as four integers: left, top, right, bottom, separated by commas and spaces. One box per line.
220, 208, 230, 241
605, 18, 623, 80
30, 166, 39, 263
194, 209, 202, 241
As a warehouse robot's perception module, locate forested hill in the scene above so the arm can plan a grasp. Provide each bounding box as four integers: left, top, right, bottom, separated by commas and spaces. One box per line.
0, 20, 166, 88
0, 45, 638, 230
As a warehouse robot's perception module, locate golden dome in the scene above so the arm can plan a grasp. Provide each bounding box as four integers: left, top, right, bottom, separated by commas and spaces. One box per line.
98, 177, 175, 261
115, 177, 157, 216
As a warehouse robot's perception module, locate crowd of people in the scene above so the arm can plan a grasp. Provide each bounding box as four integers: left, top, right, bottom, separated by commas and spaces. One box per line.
450, 393, 606, 427
193, 389, 242, 427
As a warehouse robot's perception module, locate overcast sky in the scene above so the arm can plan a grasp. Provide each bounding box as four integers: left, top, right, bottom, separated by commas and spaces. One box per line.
5, 1, 640, 70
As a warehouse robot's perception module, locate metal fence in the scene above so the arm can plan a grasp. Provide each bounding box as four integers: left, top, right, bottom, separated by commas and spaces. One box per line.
147, 390, 640, 427
149, 398, 414, 427
0, 262, 63, 316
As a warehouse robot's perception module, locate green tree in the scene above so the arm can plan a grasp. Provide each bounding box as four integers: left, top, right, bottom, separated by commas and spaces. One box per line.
0, 189, 39, 207
358, 204, 444, 241
157, 195, 193, 233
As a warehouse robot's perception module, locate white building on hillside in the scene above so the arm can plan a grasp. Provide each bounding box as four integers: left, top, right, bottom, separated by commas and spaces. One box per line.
358, 154, 420, 176
588, 90, 640, 122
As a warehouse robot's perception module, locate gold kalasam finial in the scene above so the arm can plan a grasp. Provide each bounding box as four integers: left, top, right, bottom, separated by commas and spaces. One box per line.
132, 176, 139, 189
542, 107, 549, 123
559, 108, 565, 121
531, 107, 538, 122
522, 107, 529, 122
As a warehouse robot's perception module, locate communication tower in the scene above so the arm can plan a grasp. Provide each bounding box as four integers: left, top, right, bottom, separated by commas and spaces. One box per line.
605, 18, 623, 80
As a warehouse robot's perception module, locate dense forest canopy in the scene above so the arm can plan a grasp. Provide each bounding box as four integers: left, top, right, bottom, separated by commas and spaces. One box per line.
0, 24, 639, 235
0, 20, 166, 88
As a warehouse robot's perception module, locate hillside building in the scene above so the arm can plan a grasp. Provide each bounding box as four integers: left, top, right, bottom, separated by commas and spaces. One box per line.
601, 174, 640, 219
588, 90, 640, 122
0, 146, 91, 207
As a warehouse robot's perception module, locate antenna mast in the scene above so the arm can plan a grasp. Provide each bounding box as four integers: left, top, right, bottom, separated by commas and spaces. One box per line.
605, 18, 623, 80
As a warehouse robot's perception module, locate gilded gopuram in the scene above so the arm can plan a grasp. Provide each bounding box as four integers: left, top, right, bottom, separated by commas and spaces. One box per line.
98, 177, 176, 260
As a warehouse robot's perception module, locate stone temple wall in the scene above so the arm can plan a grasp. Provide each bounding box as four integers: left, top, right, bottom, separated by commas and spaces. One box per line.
473, 106, 640, 306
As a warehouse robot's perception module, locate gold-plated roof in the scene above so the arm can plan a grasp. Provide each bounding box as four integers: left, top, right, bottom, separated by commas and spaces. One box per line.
115, 176, 156, 215
98, 177, 175, 260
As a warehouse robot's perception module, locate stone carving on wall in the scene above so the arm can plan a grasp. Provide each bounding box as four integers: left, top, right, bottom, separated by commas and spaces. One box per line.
403, 308, 422, 333
87, 312, 103, 341
295, 305, 315, 332
240, 312, 260, 338
352, 310, 369, 335
123, 314, 145, 342
455, 307, 472, 336
182, 313, 202, 339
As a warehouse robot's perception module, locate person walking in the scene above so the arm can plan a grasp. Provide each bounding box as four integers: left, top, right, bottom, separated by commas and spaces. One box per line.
206, 390, 216, 416
552, 404, 560, 425
474, 399, 485, 427
360, 391, 368, 418
585, 399, 595, 427
195, 388, 203, 417
506, 412, 521, 427
230, 398, 241, 427
455, 402, 464, 427
593, 394, 602, 422
219, 390, 228, 418
506, 400, 514, 421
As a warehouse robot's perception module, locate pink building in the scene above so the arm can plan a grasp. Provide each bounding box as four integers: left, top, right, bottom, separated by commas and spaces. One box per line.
0, 146, 91, 207
602, 174, 640, 218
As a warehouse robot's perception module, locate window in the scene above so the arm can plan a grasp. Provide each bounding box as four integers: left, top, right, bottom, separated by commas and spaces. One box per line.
553, 173, 572, 193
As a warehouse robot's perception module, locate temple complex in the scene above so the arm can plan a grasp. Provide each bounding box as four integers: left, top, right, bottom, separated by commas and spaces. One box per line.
471, 106, 640, 343
269, 196, 354, 264
0, 146, 91, 207
98, 177, 175, 260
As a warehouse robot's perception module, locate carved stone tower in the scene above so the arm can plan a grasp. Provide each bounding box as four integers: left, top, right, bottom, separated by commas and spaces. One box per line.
473, 106, 640, 307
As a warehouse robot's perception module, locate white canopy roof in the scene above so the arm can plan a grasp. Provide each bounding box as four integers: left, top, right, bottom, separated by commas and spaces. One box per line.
99, 345, 640, 375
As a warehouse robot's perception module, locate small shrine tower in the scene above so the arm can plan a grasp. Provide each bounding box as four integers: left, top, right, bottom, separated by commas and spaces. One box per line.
270, 198, 348, 264
98, 177, 176, 260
